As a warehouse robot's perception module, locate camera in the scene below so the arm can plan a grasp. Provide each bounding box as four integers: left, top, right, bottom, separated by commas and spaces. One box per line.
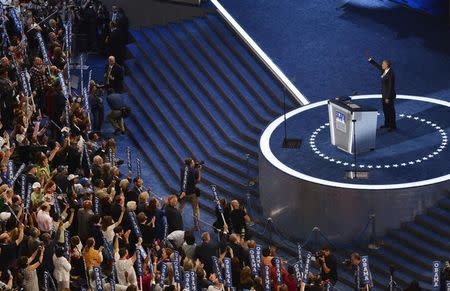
315, 250, 325, 261
194, 160, 205, 168
342, 259, 352, 266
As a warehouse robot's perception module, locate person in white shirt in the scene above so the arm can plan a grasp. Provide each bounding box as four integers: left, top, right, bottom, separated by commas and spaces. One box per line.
53, 247, 71, 290
101, 207, 125, 244
36, 203, 54, 233
115, 237, 143, 286
53, 206, 75, 244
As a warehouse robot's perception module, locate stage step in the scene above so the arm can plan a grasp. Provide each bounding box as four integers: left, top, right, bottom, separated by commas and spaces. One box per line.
122, 13, 450, 291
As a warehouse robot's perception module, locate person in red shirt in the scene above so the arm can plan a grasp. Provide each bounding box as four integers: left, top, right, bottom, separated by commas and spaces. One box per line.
269, 258, 289, 291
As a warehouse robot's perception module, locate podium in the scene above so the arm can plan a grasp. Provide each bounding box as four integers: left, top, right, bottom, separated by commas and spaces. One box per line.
328, 98, 378, 154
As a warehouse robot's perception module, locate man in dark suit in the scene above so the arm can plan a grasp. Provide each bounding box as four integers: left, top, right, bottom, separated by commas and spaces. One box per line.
104, 56, 124, 94
193, 232, 218, 276
368, 57, 397, 131
165, 195, 184, 234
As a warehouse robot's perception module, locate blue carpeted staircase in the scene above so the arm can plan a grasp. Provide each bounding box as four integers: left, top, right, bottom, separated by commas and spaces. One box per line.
124, 13, 297, 232
121, 12, 450, 291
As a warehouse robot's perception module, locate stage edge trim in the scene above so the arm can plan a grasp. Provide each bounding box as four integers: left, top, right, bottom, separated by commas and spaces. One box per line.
260, 94, 450, 190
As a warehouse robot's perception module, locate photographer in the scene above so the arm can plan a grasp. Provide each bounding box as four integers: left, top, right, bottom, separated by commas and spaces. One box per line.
317, 245, 338, 286
179, 158, 202, 231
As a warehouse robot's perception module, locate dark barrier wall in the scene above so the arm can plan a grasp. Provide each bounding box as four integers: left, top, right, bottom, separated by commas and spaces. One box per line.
259, 152, 450, 242
100, 0, 211, 27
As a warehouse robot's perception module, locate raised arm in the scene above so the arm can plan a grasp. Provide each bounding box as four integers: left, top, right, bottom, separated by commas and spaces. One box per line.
114, 206, 126, 227
368, 57, 382, 71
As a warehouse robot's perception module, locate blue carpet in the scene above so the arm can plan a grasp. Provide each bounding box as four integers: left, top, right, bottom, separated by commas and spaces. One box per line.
220, 0, 450, 102
270, 98, 449, 184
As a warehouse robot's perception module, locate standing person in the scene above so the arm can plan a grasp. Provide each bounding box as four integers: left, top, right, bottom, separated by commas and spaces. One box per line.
0, 67, 16, 130
106, 93, 125, 135
53, 247, 71, 290
317, 245, 338, 286
179, 158, 202, 230
368, 57, 397, 131
104, 56, 124, 94
164, 195, 183, 234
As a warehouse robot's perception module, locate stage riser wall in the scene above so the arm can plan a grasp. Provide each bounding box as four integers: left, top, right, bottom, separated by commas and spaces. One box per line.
259, 153, 450, 242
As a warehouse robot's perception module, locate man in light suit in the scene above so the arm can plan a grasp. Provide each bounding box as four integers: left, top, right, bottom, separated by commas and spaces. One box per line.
368, 57, 397, 131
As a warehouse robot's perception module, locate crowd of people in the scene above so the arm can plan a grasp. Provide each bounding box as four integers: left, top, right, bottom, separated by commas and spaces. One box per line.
0, 0, 442, 291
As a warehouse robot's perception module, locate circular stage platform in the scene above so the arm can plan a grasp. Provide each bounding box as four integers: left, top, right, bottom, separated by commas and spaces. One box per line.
259, 95, 450, 241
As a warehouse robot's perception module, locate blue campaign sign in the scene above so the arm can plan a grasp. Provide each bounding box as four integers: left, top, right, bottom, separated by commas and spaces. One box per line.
302, 251, 312, 283
274, 257, 282, 284
249, 248, 258, 276
211, 256, 223, 283
160, 263, 168, 287
224, 257, 232, 288
432, 261, 441, 289
263, 265, 271, 291
297, 244, 303, 270
445, 281, 450, 291
93, 266, 104, 291
255, 244, 262, 271
135, 249, 143, 277
128, 211, 142, 238
359, 256, 372, 286
184, 271, 192, 290
293, 261, 303, 283
172, 251, 182, 283
190, 270, 197, 291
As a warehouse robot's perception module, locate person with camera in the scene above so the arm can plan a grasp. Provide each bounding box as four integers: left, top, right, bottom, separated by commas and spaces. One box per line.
179, 158, 202, 231
316, 245, 338, 286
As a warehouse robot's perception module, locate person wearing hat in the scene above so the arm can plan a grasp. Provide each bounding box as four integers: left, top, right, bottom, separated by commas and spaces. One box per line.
31, 182, 44, 209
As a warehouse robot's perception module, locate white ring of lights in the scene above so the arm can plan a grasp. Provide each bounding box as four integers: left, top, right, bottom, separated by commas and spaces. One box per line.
309, 114, 447, 169
260, 95, 450, 190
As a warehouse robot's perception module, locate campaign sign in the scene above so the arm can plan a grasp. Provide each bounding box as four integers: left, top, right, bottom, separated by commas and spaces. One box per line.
128, 211, 142, 238
274, 257, 282, 284
160, 263, 167, 287
7, 160, 13, 184
249, 248, 258, 276
172, 251, 182, 283
255, 244, 262, 271
184, 271, 191, 290
135, 249, 143, 277
64, 230, 70, 258
263, 265, 271, 291
20, 174, 26, 199
43, 271, 49, 291
359, 256, 372, 286
297, 243, 303, 270
302, 251, 312, 283
211, 185, 223, 213
224, 257, 232, 288
93, 266, 104, 291
432, 261, 441, 289
136, 158, 142, 178
110, 264, 117, 291
190, 270, 197, 291
293, 261, 303, 283
212, 256, 223, 283
127, 147, 132, 171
